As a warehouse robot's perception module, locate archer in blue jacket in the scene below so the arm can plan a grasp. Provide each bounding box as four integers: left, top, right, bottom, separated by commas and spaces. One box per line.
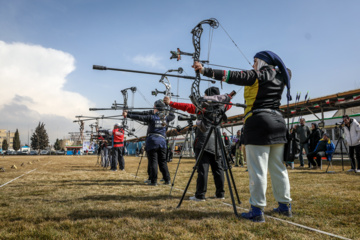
123, 100, 175, 186
307, 133, 335, 169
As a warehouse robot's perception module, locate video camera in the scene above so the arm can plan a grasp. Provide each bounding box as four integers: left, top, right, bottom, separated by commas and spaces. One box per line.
335, 121, 344, 129
178, 115, 197, 121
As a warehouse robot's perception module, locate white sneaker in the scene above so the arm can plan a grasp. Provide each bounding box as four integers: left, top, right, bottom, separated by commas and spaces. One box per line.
189, 196, 205, 202
214, 195, 225, 200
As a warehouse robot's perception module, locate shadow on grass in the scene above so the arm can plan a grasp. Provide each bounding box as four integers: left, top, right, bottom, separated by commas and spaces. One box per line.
80, 194, 174, 202
68, 208, 233, 221
51, 179, 141, 187
69, 166, 108, 172
290, 171, 335, 175
290, 170, 359, 175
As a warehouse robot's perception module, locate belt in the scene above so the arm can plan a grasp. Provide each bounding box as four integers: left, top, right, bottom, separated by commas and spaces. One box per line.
114, 142, 124, 145
244, 108, 282, 119
148, 133, 166, 139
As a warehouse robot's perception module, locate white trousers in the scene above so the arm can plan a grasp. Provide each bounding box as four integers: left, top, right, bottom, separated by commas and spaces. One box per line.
246, 144, 292, 208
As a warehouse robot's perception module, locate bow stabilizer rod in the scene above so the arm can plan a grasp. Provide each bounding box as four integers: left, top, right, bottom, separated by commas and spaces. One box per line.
93, 65, 216, 84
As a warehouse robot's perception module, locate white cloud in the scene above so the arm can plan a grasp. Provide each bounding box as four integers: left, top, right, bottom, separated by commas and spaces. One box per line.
132, 54, 165, 69
0, 41, 94, 144
0, 41, 93, 119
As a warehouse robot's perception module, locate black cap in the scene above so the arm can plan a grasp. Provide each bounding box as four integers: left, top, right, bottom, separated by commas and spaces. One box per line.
204, 87, 220, 96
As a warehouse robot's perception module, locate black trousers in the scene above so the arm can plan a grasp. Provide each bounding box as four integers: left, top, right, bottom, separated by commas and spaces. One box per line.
112, 147, 124, 170
195, 148, 225, 199
307, 151, 326, 167
349, 145, 360, 169
147, 147, 170, 183
147, 154, 151, 179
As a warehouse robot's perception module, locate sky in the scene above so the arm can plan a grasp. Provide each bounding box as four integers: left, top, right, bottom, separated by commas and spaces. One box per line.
1, 0, 360, 146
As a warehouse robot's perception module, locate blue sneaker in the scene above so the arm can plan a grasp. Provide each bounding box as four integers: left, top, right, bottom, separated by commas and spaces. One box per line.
241, 205, 265, 222
273, 203, 292, 217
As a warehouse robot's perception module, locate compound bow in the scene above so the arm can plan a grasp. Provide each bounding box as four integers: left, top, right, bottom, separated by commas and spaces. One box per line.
172, 18, 219, 111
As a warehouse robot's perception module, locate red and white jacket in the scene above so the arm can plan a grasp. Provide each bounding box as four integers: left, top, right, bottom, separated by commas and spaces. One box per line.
112, 128, 124, 147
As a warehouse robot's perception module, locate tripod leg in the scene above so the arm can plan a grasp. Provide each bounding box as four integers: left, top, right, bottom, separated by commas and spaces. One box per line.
135, 153, 144, 178
223, 145, 241, 203
226, 161, 241, 204
326, 160, 331, 172
216, 130, 241, 204
170, 131, 190, 196
176, 127, 214, 208
215, 127, 240, 217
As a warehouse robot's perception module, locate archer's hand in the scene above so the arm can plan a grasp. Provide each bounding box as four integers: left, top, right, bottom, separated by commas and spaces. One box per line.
122, 111, 128, 117
192, 61, 203, 73
163, 96, 170, 105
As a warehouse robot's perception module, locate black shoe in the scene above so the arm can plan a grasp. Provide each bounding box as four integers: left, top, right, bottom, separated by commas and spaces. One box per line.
164, 181, 171, 185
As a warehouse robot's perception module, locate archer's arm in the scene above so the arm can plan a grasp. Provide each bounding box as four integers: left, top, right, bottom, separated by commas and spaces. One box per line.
169, 101, 197, 114
125, 112, 152, 123
128, 110, 153, 115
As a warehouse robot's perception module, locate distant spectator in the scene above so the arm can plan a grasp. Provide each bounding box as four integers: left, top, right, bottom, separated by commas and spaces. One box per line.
342, 115, 360, 172
306, 123, 322, 153
307, 133, 335, 169
233, 130, 244, 167
222, 132, 233, 163
286, 128, 299, 167
294, 118, 311, 167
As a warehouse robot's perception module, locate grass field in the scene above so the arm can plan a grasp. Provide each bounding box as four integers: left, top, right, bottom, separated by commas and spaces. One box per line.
0, 155, 359, 240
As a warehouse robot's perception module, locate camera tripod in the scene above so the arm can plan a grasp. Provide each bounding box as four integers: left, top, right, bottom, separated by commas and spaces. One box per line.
169, 120, 196, 196
327, 126, 352, 173
176, 114, 241, 218
135, 147, 146, 178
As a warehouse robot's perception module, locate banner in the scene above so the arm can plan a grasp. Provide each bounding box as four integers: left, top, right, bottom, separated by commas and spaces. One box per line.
83, 141, 95, 151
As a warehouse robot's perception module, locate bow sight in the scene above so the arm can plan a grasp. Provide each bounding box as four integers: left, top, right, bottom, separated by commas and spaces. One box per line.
151, 68, 182, 97
151, 89, 179, 97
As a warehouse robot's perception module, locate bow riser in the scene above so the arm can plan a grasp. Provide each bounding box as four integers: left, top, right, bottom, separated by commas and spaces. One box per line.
189, 18, 219, 110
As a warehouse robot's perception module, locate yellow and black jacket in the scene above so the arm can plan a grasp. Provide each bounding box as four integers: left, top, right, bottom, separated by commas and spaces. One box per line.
203, 66, 287, 145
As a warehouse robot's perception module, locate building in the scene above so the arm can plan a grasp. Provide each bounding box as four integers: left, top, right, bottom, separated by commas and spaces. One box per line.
0, 129, 15, 150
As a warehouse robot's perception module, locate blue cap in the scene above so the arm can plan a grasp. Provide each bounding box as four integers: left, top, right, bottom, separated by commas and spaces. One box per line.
254, 51, 292, 101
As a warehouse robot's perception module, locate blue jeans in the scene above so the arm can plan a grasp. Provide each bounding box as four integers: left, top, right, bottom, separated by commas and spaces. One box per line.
299, 143, 309, 166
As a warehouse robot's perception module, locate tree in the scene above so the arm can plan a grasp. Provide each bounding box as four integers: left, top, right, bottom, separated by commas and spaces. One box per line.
13, 129, 21, 151
2, 139, 8, 151
54, 138, 61, 150
30, 122, 49, 150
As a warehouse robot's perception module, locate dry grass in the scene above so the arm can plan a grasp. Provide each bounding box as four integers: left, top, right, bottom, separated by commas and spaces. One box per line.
0, 154, 359, 240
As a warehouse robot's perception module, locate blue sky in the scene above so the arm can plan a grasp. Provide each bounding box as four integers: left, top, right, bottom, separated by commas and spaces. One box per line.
1, 0, 360, 145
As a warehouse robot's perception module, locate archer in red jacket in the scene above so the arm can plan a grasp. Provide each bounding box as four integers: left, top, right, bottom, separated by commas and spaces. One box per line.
112, 123, 125, 171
